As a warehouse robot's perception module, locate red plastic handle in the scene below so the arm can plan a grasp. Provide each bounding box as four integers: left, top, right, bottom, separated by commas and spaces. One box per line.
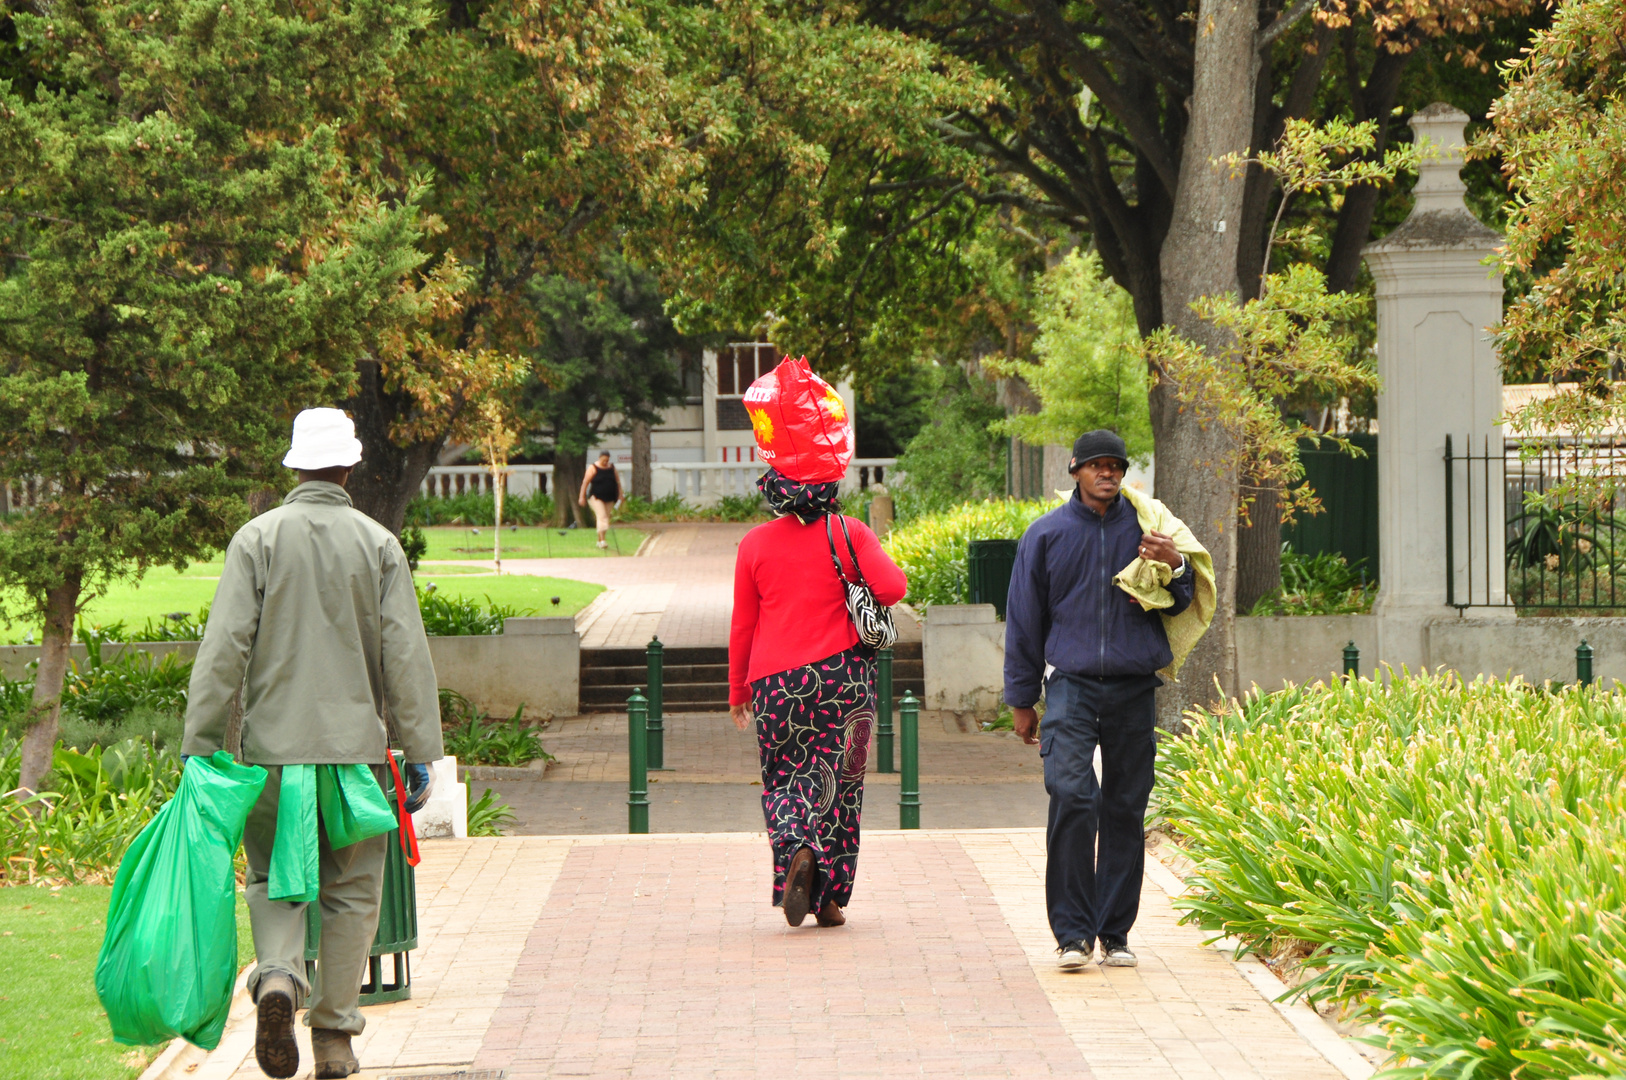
386, 754, 423, 867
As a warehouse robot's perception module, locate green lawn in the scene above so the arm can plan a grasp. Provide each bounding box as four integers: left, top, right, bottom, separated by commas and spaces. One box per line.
413, 573, 603, 617
2, 565, 603, 643
0, 884, 253, 1080
418, 523, 644, 561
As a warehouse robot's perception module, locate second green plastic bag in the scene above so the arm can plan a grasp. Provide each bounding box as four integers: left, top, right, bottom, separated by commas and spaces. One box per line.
96, 752, 268, 1048
268, 764, 397, 903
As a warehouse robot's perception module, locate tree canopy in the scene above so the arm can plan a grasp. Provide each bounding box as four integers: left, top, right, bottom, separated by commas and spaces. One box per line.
0, 0, 435, 790
515, 252, 690, 523
1485, 0, 1626, 445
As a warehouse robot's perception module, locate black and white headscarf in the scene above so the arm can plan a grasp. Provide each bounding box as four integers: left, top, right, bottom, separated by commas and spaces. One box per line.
757, 467, 841, 525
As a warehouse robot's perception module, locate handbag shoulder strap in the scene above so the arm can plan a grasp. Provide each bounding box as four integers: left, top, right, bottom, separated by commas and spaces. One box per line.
826, 515, 851, 584
831, 514, 871, 588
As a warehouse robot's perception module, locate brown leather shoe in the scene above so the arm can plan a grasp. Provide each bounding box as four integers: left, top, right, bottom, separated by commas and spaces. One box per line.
815, 898, 846, 927
783, 847, 815, 926
253, 973, 299, 1080
312, 1027, 360, 1078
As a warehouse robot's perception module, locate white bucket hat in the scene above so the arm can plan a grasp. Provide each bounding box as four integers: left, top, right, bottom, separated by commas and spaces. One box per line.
282, 408, 363, 470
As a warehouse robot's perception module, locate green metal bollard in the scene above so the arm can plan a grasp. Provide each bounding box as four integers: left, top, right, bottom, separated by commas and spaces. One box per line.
646, 635, 666, 770
899, 689, 920, 830
876, 648, 895, 774
1578, 640, 1594, 687
1343, 641, 1360, 679
628, 688, 649, 834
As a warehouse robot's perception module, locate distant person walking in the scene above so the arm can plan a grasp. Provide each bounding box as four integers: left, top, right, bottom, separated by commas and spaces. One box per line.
183, 409, 441, 1078
1003, 430, 1214, 972
578, 451, 622, 549
729, 358, 906, 927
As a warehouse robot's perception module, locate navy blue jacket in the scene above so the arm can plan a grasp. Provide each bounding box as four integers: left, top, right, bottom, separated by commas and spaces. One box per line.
1003, 490, 1195, 708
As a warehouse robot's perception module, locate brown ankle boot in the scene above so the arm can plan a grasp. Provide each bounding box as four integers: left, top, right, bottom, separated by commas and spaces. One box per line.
815, 898, 846, 927
312, 1028, 360, 1078
253, 973, 299, 1080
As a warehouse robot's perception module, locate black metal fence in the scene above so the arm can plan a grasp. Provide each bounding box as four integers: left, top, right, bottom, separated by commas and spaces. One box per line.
1446, 434, 1626, 611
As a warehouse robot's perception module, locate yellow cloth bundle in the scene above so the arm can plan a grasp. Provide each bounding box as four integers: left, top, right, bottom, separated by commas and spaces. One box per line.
1112, 485, 1217, 681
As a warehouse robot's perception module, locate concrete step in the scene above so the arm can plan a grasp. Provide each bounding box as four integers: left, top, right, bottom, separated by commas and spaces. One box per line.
581, 646, 729, 668
580, 663, 730, 687
582, 681, 732, 705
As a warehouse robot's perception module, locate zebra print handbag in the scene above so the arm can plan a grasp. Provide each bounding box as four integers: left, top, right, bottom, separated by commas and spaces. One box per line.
826, 513, 898, 650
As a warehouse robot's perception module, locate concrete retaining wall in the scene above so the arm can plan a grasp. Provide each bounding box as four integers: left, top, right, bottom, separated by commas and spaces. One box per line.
1427, 617, 1626, 686
1, 640, 199, 680
922, 604, 1005, 716
2, 615, 580, 718
1235, 615, 1378, 690
919, 607, 1626, 709
428, 617, 579, 719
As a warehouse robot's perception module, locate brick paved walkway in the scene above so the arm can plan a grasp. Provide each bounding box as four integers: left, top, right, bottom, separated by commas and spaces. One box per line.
488, 708, 1051, 833
179, 832, 1370, 1080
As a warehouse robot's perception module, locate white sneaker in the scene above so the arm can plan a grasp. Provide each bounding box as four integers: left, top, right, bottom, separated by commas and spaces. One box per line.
1056, 942, 1091, 972
1101, 943, 1138, 967
596, 540, 607, 549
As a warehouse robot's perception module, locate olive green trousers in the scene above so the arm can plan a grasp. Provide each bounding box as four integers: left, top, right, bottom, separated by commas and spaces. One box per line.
243, 764, 388, 1035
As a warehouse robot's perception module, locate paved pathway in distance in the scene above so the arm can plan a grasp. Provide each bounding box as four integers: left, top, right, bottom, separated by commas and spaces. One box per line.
181, 832, 1368, 1080
455, 521, 924, 648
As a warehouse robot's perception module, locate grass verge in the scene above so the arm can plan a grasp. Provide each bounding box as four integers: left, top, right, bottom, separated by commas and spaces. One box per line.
3, 568, 603, 643
417, 524, 644, 561
0, 884, 253, 1080
413, 574, 602, 619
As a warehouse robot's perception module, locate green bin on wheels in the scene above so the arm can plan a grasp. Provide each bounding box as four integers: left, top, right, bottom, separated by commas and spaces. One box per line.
303, 819, 418, 1005
967, 539, 1019, 619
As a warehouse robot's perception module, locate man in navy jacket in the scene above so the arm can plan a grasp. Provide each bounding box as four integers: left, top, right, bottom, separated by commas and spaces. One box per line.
1004, 429, 1194, 971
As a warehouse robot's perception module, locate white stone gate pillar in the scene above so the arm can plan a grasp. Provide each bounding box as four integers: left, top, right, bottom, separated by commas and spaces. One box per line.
1364, 103, 1508, 668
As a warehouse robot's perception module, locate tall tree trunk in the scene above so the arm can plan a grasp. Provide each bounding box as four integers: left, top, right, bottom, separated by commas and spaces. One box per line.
1152, 0, 1260, 729
246, 488, 281, 518
1235, 479, 1282, 613
344, 362, 446, 535
1324, 43, 1412, 294
631, 419, 653, 500
17, 575, 81, 796
552, 450, 589, 527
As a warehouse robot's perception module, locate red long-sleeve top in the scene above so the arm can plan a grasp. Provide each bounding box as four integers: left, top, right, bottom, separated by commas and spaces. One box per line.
729, 514, 909, 706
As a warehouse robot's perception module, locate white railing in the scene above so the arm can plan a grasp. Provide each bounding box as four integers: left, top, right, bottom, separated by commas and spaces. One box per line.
418, 458, 898, 507
421, 464, 553, 499
653, 458, 898, 506
656, 462, 767, 504
849, 458, 897, 491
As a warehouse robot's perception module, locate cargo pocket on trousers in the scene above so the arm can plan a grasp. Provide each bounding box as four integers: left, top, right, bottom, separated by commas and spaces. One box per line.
1039, 726, 1055, 758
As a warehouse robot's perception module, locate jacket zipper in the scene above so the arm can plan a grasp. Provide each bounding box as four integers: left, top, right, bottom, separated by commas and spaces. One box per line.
1098, 508, 1107, 673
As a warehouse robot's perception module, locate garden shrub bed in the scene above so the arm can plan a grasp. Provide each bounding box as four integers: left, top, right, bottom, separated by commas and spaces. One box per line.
881, 498, 1057, 610
1154, 674, 1626, 1078
0, 594, 538, 887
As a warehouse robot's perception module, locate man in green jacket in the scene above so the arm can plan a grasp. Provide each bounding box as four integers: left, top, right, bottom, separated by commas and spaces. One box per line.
183, 408, 443, 1079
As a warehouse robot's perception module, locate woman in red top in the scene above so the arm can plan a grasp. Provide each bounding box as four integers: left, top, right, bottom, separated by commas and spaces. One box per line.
730, 468, 907, 927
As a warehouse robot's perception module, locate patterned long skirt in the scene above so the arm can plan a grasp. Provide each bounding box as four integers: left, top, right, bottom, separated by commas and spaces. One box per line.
752, 647, 875, 912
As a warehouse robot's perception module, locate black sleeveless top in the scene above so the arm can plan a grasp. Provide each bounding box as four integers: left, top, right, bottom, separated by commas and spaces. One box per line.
586, 463, 619, 500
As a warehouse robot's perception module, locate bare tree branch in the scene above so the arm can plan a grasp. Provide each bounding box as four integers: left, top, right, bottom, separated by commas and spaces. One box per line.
1258, 0, 1319, 52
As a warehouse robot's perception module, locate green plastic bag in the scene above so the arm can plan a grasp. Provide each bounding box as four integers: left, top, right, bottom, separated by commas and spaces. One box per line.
318, 764, 397, 849
269, 764, 396, 902
96, 752, 267, 1048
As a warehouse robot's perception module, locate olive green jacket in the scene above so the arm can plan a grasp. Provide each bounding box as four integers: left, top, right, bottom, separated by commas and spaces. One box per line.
182, 483, 443, 766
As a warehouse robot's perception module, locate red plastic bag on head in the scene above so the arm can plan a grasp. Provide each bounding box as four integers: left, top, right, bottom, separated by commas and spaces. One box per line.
743, 356, 853, 483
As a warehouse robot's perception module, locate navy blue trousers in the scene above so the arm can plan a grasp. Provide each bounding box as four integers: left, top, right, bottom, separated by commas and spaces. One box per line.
1040, 671, 1160, 950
